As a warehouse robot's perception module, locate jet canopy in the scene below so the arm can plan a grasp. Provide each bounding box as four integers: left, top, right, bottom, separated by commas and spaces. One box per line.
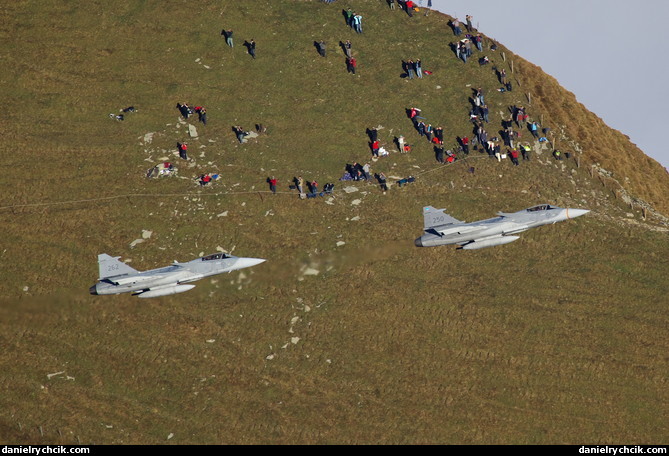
201, 253, 231, 261
525, 204, 557, 212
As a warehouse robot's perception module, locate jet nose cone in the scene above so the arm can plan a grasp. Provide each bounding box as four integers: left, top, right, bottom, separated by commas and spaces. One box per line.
89, 285, 98, 295
235, 257, 266, 269
414, 237, 423, 247
567, 208, 590, 219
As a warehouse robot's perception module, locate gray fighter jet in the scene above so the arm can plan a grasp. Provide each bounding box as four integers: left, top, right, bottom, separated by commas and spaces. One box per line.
90, 252, 266, 298
415, 204, 589, 249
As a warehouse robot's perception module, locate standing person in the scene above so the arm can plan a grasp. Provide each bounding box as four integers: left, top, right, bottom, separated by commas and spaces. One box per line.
461, 136, 470, 154
476, 87, 485, 105
435, 141, 445, 163
425, 124, 433, 142
434, 126, 443, 142
234, 125, 248, 143
415, 59, 423, 78
388, 0, 395, 9
248, 39, 256, 59
465, 39, 473, 58
310, 180, 319, 194
425, 0, 432, 16
346, 8, 354, 27
479, 128, 488, 146
196, 106, 207, 125
344, 40, 352, 58
509, 149, 520, 166
378, 172, 388, 192
295, 176, 304, 194
475, 34, 483, 52
268, 176, 277, 193
481, 104, 489, 123
466, 15, 474, 33
224, 29, 233, 47
362, 163, 371, 180
353, 14, 363, 34
500, 68, 507, 85
453, 19, 462, 36
460, 42, 468, 63
407, 59, 415, 79
405, 0, 414, 16
371, 139, 380, 157
493, 144, 502, 162
397, 135, 405, 153
177, 142, 188, 160
530, 121, 539, 139
317, 40, 326, 57
417, 120, 426, 137
346, 57, 357, 74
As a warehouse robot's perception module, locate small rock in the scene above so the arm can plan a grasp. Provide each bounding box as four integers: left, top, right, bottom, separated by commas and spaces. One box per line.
47, 371, 64, 379
351, 199, 361, 206
142, 230, 152, 239
217, 211, 228, 217
129, 239, 144, 248
336, 241, 345, 247
343, 186, 359, 193
291, 337, 300, 345
303, 268, 319, 276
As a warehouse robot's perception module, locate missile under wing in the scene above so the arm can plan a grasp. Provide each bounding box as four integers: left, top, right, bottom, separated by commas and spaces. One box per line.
415, 204, 589, 249
90, 252, 265, 298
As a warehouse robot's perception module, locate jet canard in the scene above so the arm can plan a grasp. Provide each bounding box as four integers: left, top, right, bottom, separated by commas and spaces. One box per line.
90, 252, 265, 298
415, 204, 589, 249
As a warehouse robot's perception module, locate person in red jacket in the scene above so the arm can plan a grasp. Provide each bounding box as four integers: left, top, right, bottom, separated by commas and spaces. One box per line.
371, 139, 380, 157
509, 149, 520, 166
199, 174, 212, 186
461, 136, 470, 155
347, 57, 357, 74
177, 142, 188, 160
268, 176, 277, 193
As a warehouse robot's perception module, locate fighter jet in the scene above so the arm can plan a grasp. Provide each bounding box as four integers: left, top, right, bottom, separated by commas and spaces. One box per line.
415, 204, 589, 249
90, 252, 266, 298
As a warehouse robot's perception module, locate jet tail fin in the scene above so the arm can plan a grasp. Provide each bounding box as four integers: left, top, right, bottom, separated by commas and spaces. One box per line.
98, 254, 139, 279
423, 206, 462, 230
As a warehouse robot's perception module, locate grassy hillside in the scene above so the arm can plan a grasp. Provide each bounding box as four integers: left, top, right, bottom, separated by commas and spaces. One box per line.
1, 0, 667, 444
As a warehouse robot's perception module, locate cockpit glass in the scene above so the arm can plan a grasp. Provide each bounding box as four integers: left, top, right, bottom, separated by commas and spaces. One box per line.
527, 204, 554, 212
202, 253, 229, 261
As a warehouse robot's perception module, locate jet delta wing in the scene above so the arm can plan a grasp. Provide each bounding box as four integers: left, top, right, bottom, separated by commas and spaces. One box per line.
90, 252, 265, 298
415, 204, 589, 249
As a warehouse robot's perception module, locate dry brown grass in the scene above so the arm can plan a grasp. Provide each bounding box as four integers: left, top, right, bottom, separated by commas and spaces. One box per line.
0, 0, 667, 445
